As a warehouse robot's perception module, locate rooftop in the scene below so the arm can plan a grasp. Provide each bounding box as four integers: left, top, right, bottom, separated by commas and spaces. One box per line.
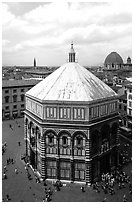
26, 62, 117, 102
2, 79, 41, 88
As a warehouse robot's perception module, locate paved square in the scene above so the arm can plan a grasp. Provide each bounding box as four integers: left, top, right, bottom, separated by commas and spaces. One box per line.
2, 118, 132, 202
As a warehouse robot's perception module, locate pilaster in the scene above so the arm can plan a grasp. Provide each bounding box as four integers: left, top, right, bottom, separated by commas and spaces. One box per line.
24, 118, 28, 158
70, 157, 74, 182
56, 156, 60, 180
40, 129, 46, 179
85, 129, 92, 184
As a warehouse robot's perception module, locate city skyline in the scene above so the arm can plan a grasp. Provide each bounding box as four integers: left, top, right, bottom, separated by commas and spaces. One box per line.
2, 1, 132, 66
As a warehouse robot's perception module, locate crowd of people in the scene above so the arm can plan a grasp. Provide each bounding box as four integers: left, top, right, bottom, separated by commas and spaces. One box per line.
91, 168, 132, 202
2, 142, 7, 155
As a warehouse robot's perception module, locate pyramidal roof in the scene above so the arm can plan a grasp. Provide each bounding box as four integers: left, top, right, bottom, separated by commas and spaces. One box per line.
26, 62, 117, 102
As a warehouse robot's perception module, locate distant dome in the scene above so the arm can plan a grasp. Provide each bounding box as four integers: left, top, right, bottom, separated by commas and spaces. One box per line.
104, 52, 123, 65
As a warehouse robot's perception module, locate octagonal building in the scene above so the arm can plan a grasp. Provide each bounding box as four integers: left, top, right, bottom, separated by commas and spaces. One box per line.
24, 44, 119, 184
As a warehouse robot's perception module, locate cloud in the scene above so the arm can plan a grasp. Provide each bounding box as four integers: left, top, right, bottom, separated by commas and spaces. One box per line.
2, 2, 132, 66
2, 39, 10, 46
99, 12, 132, 26
2, 3, 15, 25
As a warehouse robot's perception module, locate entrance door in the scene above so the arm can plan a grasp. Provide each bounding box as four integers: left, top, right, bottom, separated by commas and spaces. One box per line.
100, 154, 110, 174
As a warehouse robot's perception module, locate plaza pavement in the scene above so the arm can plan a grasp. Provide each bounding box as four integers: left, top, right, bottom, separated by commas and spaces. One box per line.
2, 118, 132, 202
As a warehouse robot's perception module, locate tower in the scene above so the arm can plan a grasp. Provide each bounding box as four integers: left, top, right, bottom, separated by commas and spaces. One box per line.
34, 58, 36, 68
127, 56, 131, 64
69, 42, 75, 62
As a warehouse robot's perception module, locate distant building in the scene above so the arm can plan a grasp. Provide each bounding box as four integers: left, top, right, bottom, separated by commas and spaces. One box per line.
24, 69, 52, 79
24, 44, 119, 184
123, 56, 132, 70
118, 94, 127, 126
126, 83, 132, 129
104, 52, 132, 71
2, 79, 41, 120
104, 52, 123, 70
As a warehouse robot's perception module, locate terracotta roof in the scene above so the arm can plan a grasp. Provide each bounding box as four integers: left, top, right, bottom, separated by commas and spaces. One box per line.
26, 62, 117, 102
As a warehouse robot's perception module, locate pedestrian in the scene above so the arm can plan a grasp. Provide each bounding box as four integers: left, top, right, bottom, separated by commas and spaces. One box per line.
44, 181, 47, 186
103, 197, 107, 202
25, 165, 28, 171
81, 186, 85, 192
6, 194, 10, 201
11, 158, 14, 164
118, 182, 121, 190
123, 194, 127, 202
15, 168, 18, 174
48, 187, 52, 196
8, 157, 11, 164
4, 166, 7, 173
3, 173, 7, 179
18, 141, 21, 146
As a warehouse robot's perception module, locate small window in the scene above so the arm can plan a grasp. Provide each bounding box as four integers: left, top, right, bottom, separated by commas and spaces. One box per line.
119, 104, 121, 110
129, 109, 132, 116
21, 104, 24, 108
129, 101, 132, 108
5, 106, 9, 110
13, 89, 17, 93
5, 96, 9, 103
129, 94, 132, 100
21, 94, 25, 102
13, 105, 17, 109
129, 89, 132, 93
124, 106, 127, 111
13, 95, 17, 102
5, 90, 9, 94
21, 88, 24, 92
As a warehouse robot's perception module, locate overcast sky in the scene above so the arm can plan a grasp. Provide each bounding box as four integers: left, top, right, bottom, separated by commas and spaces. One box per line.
2, 1, 132, 66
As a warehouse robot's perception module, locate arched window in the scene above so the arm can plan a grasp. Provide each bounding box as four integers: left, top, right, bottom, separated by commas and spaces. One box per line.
47, 132, 54, 145
21, 94, 25, 102
5, 96, 9, 103
13, 95, 17, 102
91, 130, 99, 155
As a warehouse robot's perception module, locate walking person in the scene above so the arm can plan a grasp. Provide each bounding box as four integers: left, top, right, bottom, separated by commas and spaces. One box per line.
4, 166, 7, 173
3, 173, 7, 179
123, 194, 127, 202
15, 168, 18, 174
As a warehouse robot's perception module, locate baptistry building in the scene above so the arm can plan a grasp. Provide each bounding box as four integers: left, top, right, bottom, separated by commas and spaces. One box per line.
24, 44, 119, 184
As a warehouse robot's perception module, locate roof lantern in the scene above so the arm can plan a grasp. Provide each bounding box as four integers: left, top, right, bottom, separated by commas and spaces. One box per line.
69, 42, 75, 62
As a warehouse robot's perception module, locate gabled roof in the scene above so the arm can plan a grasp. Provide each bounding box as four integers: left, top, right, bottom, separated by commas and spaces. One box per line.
26, 62, 117, 102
